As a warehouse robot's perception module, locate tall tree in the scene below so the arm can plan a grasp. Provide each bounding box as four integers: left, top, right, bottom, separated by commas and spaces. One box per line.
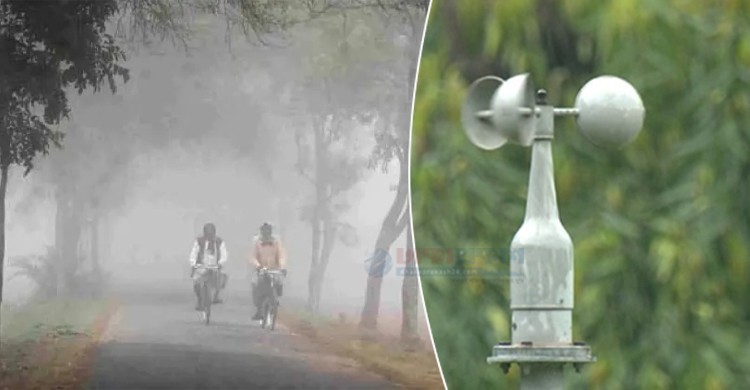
295, 113, 364, 313
290, 6, 422, 313
359, 4, 426, 331
0, 0, 129, 336
292, 12, 372, 313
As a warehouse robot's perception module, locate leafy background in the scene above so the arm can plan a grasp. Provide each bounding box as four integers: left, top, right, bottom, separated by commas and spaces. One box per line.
411, 0, 750, 388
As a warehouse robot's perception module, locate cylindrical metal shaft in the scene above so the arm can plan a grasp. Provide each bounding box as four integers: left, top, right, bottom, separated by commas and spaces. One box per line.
510, 106, 573, 389
520, 364, 565, 390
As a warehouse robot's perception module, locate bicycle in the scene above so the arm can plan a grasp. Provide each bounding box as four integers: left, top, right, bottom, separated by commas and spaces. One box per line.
193, 264, 221, 325
257, 268, 285, 331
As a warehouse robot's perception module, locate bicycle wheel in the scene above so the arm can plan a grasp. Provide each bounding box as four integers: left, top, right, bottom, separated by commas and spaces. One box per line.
270, 301, 278, 331
203, 281, 212, 325
260, 298, 270, 329
269, 282, 278, 331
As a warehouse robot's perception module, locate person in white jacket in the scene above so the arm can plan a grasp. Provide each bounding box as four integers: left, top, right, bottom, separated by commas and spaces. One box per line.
190, 222, 228, 309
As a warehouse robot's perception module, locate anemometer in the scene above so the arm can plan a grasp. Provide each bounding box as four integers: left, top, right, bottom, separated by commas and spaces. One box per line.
461, 73, 645, 388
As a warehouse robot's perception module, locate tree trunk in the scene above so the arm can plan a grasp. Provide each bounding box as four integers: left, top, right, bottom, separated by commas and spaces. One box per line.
62, 217, 81, 297
0, 164, 9, 341
359, 35, 417, 328
307, 209, 318, 310
307, 218, 321, 312
309, 216, 337, 314
54, 185, 65, 296
400, 206, 419, 346
307, 118, 325, 313
55, 183, 82, 297
90, 212, 102, 296
100, 213, 112, 269
360, 160, 409, 329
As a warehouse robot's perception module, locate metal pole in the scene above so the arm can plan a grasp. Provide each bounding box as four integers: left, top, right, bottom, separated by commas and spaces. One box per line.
510, 92, 572, 389
466, 73, 642, 389
484, 86, 594, 387
520, 364, 565, 390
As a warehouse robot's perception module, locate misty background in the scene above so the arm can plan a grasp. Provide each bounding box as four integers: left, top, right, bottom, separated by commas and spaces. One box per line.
4, 10, 427, 337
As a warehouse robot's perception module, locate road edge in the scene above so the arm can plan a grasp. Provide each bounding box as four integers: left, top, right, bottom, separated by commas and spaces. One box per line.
277, 307, 443, 390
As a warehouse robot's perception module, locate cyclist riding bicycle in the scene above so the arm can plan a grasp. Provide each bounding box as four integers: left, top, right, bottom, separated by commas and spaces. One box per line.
190, 223, 229, 310
250, 222, 287, 320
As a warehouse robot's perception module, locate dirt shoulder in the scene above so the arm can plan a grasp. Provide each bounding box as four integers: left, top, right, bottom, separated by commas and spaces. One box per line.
0, 298, 120, 390
278, 306, 443, 390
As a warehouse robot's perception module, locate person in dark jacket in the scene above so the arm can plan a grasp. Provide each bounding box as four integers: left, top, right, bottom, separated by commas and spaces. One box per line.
189, 223, 228, 309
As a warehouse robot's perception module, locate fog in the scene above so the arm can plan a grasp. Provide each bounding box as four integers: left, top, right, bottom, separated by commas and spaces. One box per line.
4, 13, 426, 337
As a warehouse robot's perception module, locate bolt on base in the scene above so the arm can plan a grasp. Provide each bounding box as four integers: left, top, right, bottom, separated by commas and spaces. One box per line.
488, 341, 596, 389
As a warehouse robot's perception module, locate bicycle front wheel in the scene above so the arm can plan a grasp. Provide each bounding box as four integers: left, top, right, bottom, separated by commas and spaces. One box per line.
270, 302, 278, 331
203, 282, 212, 325
261, 298, 273, 329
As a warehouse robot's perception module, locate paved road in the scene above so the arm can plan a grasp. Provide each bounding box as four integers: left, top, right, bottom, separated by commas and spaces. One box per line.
87, 280, 401, 389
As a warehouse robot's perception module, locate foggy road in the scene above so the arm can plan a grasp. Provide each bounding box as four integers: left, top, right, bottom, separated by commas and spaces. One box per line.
2, 3, 430, 390
87, 283, 401, 389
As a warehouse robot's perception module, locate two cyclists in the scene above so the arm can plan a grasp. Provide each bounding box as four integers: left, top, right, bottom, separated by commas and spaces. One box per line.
189, 221, 288, 322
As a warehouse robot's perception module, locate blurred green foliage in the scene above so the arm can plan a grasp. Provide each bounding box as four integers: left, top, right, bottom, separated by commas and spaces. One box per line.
412, 0, 750, 388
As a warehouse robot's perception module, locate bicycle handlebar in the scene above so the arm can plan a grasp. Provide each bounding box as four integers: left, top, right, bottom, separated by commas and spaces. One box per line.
193, 264, 221, 270
257, 268, 285, 275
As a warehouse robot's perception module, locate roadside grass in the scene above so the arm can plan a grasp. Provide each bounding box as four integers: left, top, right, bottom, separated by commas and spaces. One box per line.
0, 298, 119, 390
278, 306, 443, 390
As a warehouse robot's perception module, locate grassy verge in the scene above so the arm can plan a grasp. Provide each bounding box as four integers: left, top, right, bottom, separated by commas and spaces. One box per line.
0, 298, 119, 390
278, 306, 443, 389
